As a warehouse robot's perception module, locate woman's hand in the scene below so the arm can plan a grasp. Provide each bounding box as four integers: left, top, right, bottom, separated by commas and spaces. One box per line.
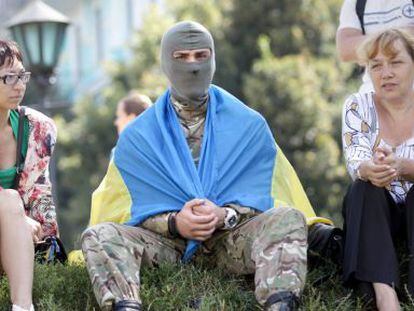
375, 146, 414, 182
176, 199, 218, 241
374, 146, 397, 165
25, 216, 43, 243
359, 159, 397, 188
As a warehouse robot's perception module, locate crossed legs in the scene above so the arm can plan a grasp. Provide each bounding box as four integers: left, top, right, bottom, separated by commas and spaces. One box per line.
342, 180, 406, 311
82, 207, 307, 310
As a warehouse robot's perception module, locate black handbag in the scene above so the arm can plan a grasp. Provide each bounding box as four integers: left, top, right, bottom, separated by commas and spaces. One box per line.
34, 236, 67, 264
308, 223, 344, 266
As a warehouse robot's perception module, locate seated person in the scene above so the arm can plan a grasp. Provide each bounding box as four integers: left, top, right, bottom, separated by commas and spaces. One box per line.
82, 21, 331, 311
342, 28, 414, 310
111, 91, 152, 158
0, 40, 58, 311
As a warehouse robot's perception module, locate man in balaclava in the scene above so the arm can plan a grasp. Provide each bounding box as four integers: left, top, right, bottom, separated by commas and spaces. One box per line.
81, 21, 310, 311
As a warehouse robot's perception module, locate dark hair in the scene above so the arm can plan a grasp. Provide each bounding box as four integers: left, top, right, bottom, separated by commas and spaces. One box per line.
121, 91, 152, 116
0, 40, 23, 68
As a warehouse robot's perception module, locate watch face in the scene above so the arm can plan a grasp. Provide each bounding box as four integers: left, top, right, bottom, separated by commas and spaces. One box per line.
228, 215, 237, 227
224, 208, 239, 229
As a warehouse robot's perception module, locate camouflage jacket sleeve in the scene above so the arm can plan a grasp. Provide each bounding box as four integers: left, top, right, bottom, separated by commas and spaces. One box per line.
141, 204, 260, 236
141, 212, 172, 238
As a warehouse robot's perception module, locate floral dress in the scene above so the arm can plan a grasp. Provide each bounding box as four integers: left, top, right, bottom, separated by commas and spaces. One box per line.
15, 106, 58, 237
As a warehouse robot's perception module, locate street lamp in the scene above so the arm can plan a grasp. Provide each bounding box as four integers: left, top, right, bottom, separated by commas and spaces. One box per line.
6, 0, 70, 110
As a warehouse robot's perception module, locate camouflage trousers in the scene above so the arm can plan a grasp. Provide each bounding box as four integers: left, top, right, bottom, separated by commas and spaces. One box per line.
81, 207, 307, 310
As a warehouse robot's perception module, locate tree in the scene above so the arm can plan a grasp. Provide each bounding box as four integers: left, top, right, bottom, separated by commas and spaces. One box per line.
243, 36, 352, 221
55, 84, 122, 248
217, 0, 343, 97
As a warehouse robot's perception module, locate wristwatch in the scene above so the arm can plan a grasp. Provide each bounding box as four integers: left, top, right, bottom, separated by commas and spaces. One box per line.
223, 207, 239, 229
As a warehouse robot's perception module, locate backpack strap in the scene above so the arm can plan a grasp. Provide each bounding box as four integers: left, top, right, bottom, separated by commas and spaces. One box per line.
13, 107, 26, 189
356, 0, 367, 35
356, 1, 414, 35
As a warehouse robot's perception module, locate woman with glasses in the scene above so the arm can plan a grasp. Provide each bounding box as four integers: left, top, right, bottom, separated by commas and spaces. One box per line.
0, 40, 58, 311
342, 29, 414, 310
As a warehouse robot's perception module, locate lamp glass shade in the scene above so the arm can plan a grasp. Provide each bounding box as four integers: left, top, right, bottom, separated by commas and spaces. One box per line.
10, 21, 67, 74
24, 23, 40, 65
41, 22, 66, 67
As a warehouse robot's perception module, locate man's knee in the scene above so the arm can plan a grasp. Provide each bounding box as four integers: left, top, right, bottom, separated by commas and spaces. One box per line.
253, 207, 308, 247
81, 222, 120, 247
0, 189, 25, 218
266, 206, 307, 229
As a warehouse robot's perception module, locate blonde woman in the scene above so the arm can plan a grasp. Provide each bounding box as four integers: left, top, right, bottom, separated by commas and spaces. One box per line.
342, 29, 414, 310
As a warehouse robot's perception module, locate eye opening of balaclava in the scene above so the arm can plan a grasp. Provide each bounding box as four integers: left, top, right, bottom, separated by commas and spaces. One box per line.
161, 21, 216, 106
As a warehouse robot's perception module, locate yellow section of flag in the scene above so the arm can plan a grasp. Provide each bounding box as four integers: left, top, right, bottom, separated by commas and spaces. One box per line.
272, 145, 333, 226
89, 160, 132, 226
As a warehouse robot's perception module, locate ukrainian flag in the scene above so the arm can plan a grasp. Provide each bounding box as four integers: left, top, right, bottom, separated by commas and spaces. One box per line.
88, 85, 332, 261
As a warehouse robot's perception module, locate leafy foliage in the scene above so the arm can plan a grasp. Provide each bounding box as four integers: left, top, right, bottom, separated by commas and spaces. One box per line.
243, 39, 349, 220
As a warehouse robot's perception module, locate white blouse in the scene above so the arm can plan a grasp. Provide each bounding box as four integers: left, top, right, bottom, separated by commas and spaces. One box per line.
342, 92, 414, 203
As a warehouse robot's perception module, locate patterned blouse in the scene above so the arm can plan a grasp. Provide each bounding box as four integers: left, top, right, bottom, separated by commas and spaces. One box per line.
15, 106, 58, 237
342, 92, 414, 203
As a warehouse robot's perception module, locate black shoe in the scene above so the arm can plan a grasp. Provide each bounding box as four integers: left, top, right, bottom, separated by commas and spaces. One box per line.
264, 291, 298, 311
187, 297, 203, 309
308, 223, 344, 266
113, 300, 142, 311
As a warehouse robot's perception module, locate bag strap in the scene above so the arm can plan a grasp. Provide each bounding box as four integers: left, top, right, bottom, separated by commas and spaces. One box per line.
356, 0, 367, 35
13, 107, 26, 189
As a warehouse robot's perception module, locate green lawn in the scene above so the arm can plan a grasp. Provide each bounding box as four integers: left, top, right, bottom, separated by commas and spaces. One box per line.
0, 258, 413, 310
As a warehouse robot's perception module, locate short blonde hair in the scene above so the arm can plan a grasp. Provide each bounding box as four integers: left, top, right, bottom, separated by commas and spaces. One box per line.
358, 28, 414, 65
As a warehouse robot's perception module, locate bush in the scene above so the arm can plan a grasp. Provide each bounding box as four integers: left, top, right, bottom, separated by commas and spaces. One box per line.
0, 260, 412, 310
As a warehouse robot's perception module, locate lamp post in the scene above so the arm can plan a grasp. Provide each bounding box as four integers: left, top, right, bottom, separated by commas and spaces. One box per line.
6, 0, 70, 206
6, 0, 70, 111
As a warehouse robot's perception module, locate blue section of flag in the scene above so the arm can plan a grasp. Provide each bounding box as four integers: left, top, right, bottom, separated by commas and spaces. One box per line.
114, 85, 276, 261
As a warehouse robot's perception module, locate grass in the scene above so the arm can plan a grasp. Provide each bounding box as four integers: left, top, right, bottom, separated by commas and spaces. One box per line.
0, 257, 413, 310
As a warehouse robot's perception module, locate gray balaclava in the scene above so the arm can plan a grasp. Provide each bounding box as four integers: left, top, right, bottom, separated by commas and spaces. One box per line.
161, 21, 216, 106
